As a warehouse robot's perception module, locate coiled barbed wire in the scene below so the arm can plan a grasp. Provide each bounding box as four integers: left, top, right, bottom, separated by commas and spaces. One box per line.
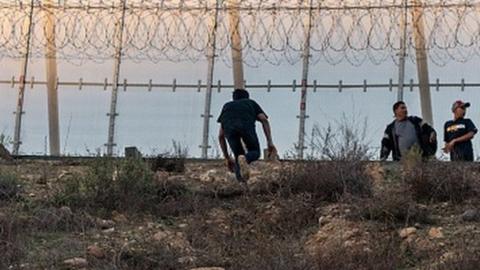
0, 0, 479, 67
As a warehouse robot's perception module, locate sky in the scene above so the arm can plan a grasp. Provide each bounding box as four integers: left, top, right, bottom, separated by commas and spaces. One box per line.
1, 55, 480, 159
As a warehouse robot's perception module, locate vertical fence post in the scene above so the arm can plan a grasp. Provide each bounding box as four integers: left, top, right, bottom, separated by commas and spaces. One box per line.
227, 0, 245, 90
412, 0, 433, 125
297, 0, 314, 159
201, 0, 221, 159
13, 0, 35, 155
397, 0, 408, 102
44, 0, 61, 156
106, 0, 127, 156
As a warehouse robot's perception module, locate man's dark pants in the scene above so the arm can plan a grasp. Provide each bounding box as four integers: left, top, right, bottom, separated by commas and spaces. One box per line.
451, 150, 474, 161
224, 124, 261, 179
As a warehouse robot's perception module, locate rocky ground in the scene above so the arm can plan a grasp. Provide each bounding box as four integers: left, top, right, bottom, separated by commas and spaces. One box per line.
1, 158, 480, 269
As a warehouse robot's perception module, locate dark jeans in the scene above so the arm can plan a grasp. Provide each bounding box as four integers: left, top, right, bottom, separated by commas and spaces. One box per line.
451, 150, 474, 161
224, 124, 261, 181
225, 124, 261, 163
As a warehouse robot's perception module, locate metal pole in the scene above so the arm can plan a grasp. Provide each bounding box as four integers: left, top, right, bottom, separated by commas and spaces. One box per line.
44, 0, 60, 156
397, 0, 408, 101
412, 0, 433, 125
13, 0, 35, 155
297, 0, 314, 159
227, 0, 245, 89
106, 0, 127, 156
201, 0, 221, 159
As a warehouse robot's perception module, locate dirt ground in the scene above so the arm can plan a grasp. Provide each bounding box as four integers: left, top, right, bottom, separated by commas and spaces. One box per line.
1, 159, 480, 269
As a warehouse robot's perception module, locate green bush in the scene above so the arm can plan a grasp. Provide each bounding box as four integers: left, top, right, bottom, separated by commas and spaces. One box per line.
0, 173, 21, 201
53, 158, 192, 215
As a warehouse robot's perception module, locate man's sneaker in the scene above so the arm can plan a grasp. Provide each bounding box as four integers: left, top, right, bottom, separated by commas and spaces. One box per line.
238, 155, 250, 181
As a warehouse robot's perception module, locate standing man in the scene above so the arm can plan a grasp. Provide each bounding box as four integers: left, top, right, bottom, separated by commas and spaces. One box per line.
218, 89, 277, 181
381, 101, 437, 161
443, 100, 477, 161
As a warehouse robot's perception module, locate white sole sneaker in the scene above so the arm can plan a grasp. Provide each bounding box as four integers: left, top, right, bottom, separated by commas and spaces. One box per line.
238, 155, 250, 181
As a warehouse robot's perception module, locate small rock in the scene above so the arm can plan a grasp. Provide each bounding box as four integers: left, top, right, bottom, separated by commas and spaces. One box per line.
155, 170, 170, 180
112, 211, 128, 223
102, 228, 115, 234
440, 251, 456, 262
200, 169, 218, 182
57, 170, 72, 180
399, 227, 417, 239
344, 228, 360, 239
178, 223, 188, 229
343, 240, 355, 247
168, 175, 185, 182
60, 206, 73, 216
153, 231, 169, 241
87, 245, 105, 259
363, 247, 372, 253
428, 227, 444, 239
178, 256, 196, 264
63, 257, 88, 268
318, 216, 328, 227
461, 209, 479, 222
97, 219, 115, 229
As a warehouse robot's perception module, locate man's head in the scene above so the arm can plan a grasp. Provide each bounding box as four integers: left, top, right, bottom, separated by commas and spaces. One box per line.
232, 89, 249, 101
452, 100, 470, 119
393, 101, 408, 120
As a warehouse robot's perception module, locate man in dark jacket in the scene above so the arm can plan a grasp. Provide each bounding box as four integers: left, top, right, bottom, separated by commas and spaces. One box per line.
218, 89, 277, 181
443, 100, 477, 161
381, 101, 437, 161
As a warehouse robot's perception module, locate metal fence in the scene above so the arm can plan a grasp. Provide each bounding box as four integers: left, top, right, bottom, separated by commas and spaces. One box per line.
2, 0, 480, 158
2, 77, 480, 157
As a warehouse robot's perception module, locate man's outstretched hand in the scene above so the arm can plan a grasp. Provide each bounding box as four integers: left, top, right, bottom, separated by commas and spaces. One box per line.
267, 143, 278, 160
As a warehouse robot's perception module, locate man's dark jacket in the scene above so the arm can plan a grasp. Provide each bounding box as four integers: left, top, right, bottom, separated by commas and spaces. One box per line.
381, 116, 437, 161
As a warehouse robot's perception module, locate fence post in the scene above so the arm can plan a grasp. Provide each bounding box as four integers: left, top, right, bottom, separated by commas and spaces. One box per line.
412, 0, 433, 125
397, 0, 408, 102
201, 0, 221, 159
227, 0, 245, 90
106, 0, 127, 156
297, 0, 314, 159
13, 0, 35, 155
44, 0, 61, 156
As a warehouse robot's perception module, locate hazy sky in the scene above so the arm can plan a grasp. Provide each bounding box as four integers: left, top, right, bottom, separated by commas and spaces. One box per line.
1, 55, 480, 159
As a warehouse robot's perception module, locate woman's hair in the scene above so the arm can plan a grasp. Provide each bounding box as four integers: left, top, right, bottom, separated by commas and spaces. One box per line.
232, 89, 250, 100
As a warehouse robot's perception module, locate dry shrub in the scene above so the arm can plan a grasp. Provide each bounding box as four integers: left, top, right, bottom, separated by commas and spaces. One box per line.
402, 151, 479, 203
311, 234, 401, 270
347, 183, 431, 226
424, 248, 480, 270
277, 161, 372, 202
0, 209, 25, 268
29, 206, 94, 232
149, 141, 188, 173
116, 242, 182, 270
0, 172, 21, 201
186, 195, 317, 269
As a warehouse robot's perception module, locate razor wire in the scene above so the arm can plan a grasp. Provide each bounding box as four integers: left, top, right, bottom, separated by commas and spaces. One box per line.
0, 0, 480, 67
